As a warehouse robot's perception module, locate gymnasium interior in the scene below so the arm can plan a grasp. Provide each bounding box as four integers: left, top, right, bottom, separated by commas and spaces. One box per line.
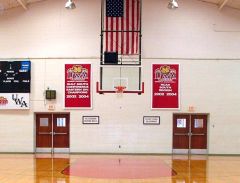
0, 0, 240, 182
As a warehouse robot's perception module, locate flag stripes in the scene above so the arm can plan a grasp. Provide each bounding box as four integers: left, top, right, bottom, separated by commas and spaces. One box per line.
104, 0, 140, 55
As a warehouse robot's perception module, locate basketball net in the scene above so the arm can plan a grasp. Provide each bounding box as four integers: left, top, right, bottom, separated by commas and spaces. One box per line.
114, 86, 126, 97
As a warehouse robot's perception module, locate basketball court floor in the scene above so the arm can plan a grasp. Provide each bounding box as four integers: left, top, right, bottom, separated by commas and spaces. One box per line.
0, 154, 240, 183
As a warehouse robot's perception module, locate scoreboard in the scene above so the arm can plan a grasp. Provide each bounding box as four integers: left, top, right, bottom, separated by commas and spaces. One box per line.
0, 61, 31, 93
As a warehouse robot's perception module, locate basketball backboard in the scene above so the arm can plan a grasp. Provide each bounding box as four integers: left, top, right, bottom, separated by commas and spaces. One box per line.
97, 66, 144, 94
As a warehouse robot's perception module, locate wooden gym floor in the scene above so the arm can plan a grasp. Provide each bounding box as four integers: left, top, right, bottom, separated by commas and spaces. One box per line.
0, 154, 240, 183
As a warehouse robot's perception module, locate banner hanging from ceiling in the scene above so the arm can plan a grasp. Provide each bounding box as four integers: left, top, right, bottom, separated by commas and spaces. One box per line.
152, 64, 179, 109
0, 61, 31, 110
64, 64, 92, 109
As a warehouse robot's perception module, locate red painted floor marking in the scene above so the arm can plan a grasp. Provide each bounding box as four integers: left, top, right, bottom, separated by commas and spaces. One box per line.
62, 156, 176, 179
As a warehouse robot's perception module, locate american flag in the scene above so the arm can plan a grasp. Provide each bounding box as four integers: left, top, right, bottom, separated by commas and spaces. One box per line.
104, 0, 141, 55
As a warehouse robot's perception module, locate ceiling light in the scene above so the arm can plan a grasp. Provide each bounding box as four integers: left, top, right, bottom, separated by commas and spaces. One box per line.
168, 0, 178, 9
65, 0, 76, 10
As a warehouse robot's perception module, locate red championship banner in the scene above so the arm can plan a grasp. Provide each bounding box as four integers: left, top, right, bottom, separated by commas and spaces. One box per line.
65, 64, 92, 108
152, 64, 179, 109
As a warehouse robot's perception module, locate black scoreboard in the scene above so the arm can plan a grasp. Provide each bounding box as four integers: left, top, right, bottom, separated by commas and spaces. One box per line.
0, 61, 31, 93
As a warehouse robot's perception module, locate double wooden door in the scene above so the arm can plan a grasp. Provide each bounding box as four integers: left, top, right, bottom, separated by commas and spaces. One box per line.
173, 114, 208, 154
36, 113, 70, 153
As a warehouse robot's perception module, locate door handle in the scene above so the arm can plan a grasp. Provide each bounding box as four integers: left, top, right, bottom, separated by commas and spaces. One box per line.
191, 133, 205, 136
38, 132, 52, 135
174, 133, 188, 136
53, 132, 68, 135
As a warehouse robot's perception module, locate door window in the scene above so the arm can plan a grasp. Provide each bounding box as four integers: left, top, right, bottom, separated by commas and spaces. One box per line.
40, 118, 49, 127
194, 119, 204, 128
57, 118, 66, 127
177, 118, 186, 128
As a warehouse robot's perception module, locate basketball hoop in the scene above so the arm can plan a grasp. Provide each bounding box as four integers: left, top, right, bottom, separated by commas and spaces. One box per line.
114, 86, 126, 93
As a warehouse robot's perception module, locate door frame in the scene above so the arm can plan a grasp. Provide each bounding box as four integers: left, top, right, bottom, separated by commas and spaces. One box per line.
34, 112, 70, 153
172, 113, 209, 154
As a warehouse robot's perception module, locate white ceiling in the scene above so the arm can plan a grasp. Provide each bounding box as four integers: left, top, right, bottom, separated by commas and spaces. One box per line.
199, 0, 240, 10
0, 0, 239, 11
0, 0, 43, 10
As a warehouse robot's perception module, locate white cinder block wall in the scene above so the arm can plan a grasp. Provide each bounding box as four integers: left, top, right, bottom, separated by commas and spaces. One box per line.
0, 0, 240, 154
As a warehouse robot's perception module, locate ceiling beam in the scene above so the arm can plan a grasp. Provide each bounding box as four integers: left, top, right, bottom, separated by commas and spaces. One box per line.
16, 0, 28, 10
219, 0, 229, 10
